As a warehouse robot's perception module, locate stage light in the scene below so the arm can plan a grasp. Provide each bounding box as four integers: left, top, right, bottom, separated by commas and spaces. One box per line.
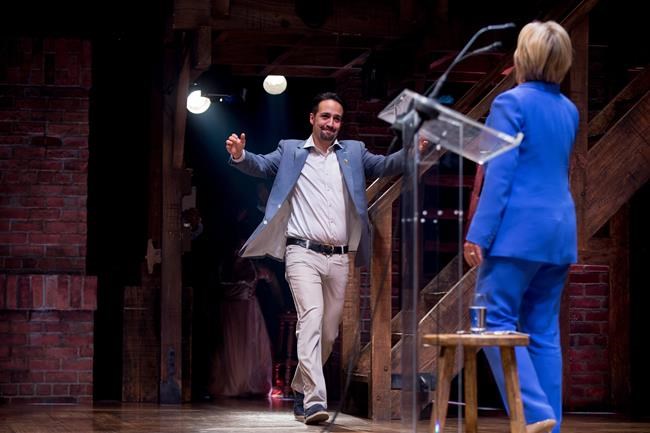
186, 89, 211, 114
263, 75, 287, 95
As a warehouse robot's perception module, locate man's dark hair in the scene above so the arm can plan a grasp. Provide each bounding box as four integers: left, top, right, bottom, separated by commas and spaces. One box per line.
311, 92, 345, 114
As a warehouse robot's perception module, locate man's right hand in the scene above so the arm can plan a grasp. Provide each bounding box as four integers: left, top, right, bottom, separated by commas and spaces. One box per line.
226, 133, 246, 159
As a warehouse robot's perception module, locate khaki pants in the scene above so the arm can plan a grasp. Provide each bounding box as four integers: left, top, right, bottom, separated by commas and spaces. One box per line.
285, 244, 349, 410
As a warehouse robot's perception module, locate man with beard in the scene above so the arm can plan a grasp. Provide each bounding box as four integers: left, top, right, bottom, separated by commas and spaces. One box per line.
225, 92, 407, 424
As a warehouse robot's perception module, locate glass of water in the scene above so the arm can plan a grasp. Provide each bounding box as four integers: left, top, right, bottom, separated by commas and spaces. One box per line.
469, 293, 487, 333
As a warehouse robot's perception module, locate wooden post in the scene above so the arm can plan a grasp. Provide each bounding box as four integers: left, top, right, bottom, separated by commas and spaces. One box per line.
159, 45, 191, 404
609, 205, 630, 409
568, 16, 589, 253
564, 15, 589, 408
341, 254, 360, 394
369, 205, 392, 420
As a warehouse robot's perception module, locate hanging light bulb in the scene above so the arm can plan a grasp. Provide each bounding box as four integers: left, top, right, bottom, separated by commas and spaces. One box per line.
186, 89, 211, 114
263, 75, 287, 95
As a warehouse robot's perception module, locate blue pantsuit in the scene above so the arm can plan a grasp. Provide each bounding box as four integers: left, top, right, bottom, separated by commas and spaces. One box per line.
466, 81, 579, 432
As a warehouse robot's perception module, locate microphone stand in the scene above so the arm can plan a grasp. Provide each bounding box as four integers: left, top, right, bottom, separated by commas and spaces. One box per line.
395, 22, 514, 430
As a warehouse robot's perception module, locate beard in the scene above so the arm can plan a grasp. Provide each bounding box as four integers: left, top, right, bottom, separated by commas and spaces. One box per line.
319, 129, 337, 142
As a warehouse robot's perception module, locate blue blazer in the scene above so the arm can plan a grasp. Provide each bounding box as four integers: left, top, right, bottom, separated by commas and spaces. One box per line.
231, 139, 404, 267
466, 81, 579, 265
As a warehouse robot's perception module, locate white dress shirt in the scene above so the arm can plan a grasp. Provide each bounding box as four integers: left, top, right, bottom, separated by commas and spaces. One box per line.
285, 136, 349, 246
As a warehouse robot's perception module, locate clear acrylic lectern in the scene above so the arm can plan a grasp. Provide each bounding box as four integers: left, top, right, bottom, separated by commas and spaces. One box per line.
378, 89, 522, 431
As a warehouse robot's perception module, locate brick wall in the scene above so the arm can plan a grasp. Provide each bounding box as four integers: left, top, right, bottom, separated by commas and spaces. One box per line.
566, 264, 610, 409
0, 36, 96, 404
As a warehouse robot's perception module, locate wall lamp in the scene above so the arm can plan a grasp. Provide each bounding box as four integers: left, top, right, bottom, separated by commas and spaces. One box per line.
186, 88, 235, 114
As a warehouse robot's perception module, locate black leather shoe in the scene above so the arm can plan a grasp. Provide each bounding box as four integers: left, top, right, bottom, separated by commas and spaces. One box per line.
304, 403, 328, 425
293, 392, 304, 421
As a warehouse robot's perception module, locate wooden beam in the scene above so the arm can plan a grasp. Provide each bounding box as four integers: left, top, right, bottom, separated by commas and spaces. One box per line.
211, 0, 230, 18
609, 205, 631, 410
331, 49, 371, 79
568, 17, 589, 252
193, 26, 212, 74
369, 208, 392, 420
173, 0, 211, 30
341, 255, 360, 400
588, 67, 650, 143
159, 43, 191, 404
176, 0, 404, 37
584, 91, 650, 238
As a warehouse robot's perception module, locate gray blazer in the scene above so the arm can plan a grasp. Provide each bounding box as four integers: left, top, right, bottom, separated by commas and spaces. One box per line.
230, 139, 404, 267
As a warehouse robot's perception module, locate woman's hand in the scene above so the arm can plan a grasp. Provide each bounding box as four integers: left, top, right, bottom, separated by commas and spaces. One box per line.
463, 241, 483, 267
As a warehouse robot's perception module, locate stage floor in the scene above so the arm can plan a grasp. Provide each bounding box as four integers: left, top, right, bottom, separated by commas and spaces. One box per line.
1, 398, 649, 433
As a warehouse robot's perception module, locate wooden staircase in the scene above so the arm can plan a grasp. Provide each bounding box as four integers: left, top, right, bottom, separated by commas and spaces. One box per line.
341, 0, 649, 420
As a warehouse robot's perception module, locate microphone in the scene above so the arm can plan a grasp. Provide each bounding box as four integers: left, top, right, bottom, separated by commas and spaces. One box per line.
426, 23, 515, 100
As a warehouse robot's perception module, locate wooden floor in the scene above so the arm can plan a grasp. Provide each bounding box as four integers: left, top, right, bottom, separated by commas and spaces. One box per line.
1, 398, 649, 433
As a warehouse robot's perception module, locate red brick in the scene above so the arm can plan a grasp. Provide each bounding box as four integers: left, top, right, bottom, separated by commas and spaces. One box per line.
570, 297, 605, 309
45, 275, 70, 309
42, 347, 76, 361
1, 384, 18, 396
585, 311, 609, 321
0, 208, 30, 219
10, 221, 44, 232
584, 284, 608, 296
16, 275, 32, 308
46, 245, 79, 257
40, 319, 64, 332
29, 233, 62, 244
59, 234, 84, 244
44, 222, 80, 234
30, 209, 62, 220
52, 384, 70, 395
12, 347, 44, 364
3, 333, 27, 345
14, 145, 46, 158
77, 371, 92, 383
70, 276, 82, 308
79, 346, 93, 357
571, 321, 605, 334
65, 335, 92, 347
30, 310, 61, 322
29, 333, 62, 346
46, 149, 79, 159
10, 369, 31, 382
78, 396, 93, 405
5, 275, 18, 309
12, 245, 45, 257
45, 371, 77, 383
19, 384, 35, 395
82, 277, 97, 310
0, 276, 5, 309
62, 358, 92, 371
29, 359, 60, 370
0, 184, 30, 195
31, 275, 44, 308
45, 196, 66, 207
70, 384, 92, 396
27, 161, 63, 173
62, 137, 88, 148
36, 384, 52, 395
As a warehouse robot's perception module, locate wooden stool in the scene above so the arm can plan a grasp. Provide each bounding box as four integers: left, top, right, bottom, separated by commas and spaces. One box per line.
422, 332, 530, 433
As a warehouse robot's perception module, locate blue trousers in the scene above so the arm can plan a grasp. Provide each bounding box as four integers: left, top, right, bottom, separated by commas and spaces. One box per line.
476, 256, 569, 433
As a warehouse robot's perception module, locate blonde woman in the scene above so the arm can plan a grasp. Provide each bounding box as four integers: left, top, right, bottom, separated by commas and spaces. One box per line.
464, 21, 578, 433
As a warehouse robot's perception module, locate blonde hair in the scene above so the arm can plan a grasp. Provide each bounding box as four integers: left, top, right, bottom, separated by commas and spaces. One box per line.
514, 21, 573, 84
